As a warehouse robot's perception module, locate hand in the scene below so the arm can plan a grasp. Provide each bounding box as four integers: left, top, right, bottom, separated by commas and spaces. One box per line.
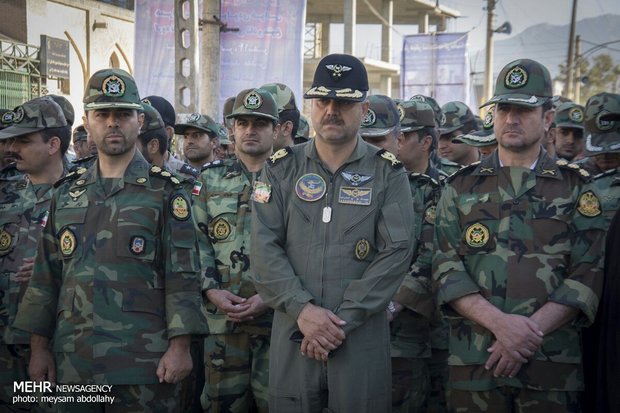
300, 336, 331, 361
485, 340, 526, 378
491, 313, 543, 360
226, 294, 269, 323
156, 335, 192, 384
206, 289, 249, 314
29, 335, 56, 383
15, 257, 35, 283
297, 303, 346, 357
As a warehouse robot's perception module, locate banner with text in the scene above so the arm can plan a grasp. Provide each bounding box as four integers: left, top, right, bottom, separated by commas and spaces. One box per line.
401, 33, 469, 106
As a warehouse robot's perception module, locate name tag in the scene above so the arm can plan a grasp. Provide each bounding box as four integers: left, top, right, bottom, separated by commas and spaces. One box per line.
338, 187, 372, 206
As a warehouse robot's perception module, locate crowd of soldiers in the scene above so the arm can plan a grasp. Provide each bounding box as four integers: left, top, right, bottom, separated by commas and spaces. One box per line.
0, 52, 619, 413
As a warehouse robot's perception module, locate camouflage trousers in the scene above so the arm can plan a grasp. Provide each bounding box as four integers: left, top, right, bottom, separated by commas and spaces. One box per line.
448, 387, 581, 413
201, 332, 270, 413
179, 335, 205, 413
0, 343, 34, 412
52, 382, 181, 413
391, 357, 429, 413
427, 349, 449, 413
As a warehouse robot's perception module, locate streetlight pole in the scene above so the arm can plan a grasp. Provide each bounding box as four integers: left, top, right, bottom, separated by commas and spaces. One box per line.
483, 0, 496, 103
565, 0, 578, 99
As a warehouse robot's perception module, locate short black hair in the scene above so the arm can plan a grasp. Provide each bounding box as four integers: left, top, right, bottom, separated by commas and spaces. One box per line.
41, 126, 71, 155
279, 108, 300, 138
139, 129, 168, 155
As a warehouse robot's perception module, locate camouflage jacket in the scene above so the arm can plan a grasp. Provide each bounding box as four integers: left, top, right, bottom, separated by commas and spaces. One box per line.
433, 150, 604, 391
390, 165, 444, 358
590, 167, 620, 228
193, 158, 272, 335
13, 151, 206, 385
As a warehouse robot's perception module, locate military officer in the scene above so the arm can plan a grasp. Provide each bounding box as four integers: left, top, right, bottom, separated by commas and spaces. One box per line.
359, 94, 400, 156
437, 101, 480, 174
251, 53, 414, 413
433, 59, 604, 412
175, 112, 220, 170
551, 102, 585, 162
194, 87, 280, 413
13, 68, 207, 412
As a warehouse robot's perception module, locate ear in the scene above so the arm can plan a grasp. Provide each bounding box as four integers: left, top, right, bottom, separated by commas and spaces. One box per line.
361, 101, 370, 115
420, 134, 433, 151
48, 136, 62, 156
282, 120, 293, 137
137, 112, 145, 129
272, 123, 281, 141
543, 109, 555, 131
147, 138, 159, 155
82, 114, 89, 132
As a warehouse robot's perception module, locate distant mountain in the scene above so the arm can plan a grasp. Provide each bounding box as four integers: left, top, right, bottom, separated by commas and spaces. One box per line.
474, 14, 620, 79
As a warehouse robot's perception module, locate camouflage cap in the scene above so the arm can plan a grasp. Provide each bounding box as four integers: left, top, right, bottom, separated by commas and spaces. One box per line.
0, 109, 13, 130
48, 95, 75, 126
72, 124, 87, 143
296, 115, 310, 140
599, 93, 620, 122
481, 59, 552, 108
227, 88, 279, 122
583, 128, 620, 157
0, 96, 68, 140
216, 123, 232, 145
554, 102, 585, 130
582, 92, 620, 156
142, 95, 176, 127
438, 101, 476, 135
139, 102, 166, 134
551, 95, 573, 111
260, 83, 298, 112
304, 54, 368, 102
359, 95, 399, 137
409, 94, 443, 127
174, 112, 219, 136
398, 100, 435, 133
222, 96, 235, 128
83, 68, 142, 110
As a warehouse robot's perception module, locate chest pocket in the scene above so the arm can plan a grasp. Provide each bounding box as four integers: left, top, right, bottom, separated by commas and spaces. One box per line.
458, 198, 499, 255
55, 206, 88, 261
206, 192, 242, 243
116, 206, 159, 262
530, 200, 571, 257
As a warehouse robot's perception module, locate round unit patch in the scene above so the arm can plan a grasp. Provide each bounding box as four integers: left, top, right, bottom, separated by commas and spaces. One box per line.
424, 205, 437, 225
59, 228, 77, 256
465, 222, 490, 248
504, 66, 528, 89
569, 107, 584, 123
243, 91, 262, 110
483, 110, 494, 129
295, 173, 326, 202
596, 112, 614, 131
13, 106, 24, 123
361, 109, 377, 127
355, 239, 370, 260
212, 218, 231, 240
397, 104, 405, 122
577, 191, 601, 217
102, 75, 126, 97
188, 113, 202, 122
1, 111, 14, 124
0, 229, 12, 252
439, 113, 447, 127
170, 194, 190, 220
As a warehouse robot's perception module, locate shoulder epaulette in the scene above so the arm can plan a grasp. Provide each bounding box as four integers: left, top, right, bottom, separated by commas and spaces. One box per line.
201, 159, 225, 171
409, 172, 439, 187
268, 147, 292, 166
593, 168, 618, 181
556, 160, 591, 182
71, 154, 96, 165
54, 167, 88, 188
180, 163, 199, 177
149, 165, 182, 187
446, 161, 481, 183
377, 149, 403, 169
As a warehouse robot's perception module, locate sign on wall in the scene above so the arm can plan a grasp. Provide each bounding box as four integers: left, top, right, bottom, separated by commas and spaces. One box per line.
40, 35, 70, 79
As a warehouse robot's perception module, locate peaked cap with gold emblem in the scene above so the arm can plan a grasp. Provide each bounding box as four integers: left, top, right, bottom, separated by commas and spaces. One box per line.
304, 53, 369, 102
227, 88, 279, 122
554, 102, 585, 130
83, 68, 142, 110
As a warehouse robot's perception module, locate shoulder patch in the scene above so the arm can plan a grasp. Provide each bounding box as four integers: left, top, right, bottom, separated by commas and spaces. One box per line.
201, 159, 225, 171
149, 165, 182, 187
377, 149, 403, 169
409, 172, 439, 187
54, 167, 87, 188
555, 161, 591, 182
268, 147, 291, 165
180, 163, 199, 177
446, 161, 481, 183
593, 168, 617, 181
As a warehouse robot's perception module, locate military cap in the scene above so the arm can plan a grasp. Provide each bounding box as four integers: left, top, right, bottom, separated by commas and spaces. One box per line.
304, 53, 369, 102
409, 94, 443, 127
140, 102, 166, 134
599, 93, 620, 122
359, 95, 399, 137
452, 108, 496, 147
174, 112, 219, 136
142, 95, 176, 127
260, 83, 298, 112
481, 58, 552, 108
216, 123, 232, 145
72, 124, 88, 143
551, 95, 572, 111
398, 100, 435, 133
583, 92, 620, 156
296, 115, 310, 140
0, 109, 13, 130
48, 94, 75, 126
438, 101, 476, 135
554, 102, 585, 130
0, 96, 67, 140
227, 88, 279, 122
83, 68, 142, 110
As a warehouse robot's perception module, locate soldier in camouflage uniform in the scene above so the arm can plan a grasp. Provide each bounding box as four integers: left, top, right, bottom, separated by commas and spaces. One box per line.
433, 59, 605, 412
294, 115, 311, 144
437, 101, 480, 175
13, 68, 207, 413
359, 95, 400, 156
251, 54, 414, 413
176, 112, 220, 170
260, 83, 300, 152
0, 96, 72, 412
551, 102, 585, 162
387, 99, 445, 413
141, 95, 187, 168
194, 88, 280, 413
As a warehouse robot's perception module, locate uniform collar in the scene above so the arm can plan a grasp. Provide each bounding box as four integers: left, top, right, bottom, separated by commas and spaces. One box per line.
471, 148, 561, 179
71, 150, 151, 189
305, 135, 369, 167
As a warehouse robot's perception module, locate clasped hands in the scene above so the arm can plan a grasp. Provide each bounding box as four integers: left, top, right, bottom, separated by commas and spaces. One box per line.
296, 303, 347, 362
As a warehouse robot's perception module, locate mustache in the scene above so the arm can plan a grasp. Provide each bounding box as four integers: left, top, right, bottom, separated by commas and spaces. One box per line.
322, 116, 344, 125
104, 130, 125, 138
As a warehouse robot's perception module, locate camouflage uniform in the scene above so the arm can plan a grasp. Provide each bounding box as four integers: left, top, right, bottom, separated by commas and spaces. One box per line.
433, 59, 605, 413
13, 69, 207, 413
194, 88, 279, 413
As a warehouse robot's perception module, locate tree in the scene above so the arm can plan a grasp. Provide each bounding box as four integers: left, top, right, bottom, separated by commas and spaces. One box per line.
555, 54, 620, 103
